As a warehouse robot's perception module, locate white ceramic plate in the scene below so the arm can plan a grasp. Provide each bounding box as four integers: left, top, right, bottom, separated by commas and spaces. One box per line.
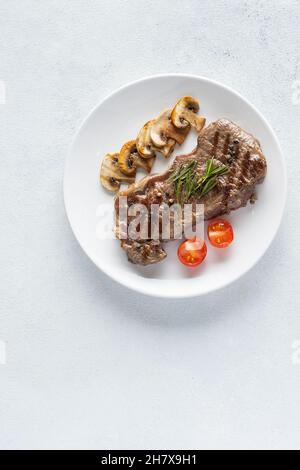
64, 74, 286, 298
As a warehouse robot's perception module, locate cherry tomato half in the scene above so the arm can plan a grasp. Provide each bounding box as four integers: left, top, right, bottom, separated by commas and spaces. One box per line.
208, 219, 234, 248
177, 237, 207, 267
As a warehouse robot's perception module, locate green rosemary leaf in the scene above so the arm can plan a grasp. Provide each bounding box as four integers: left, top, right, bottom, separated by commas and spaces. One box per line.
209, 166, 229, 177
205, 157, 214, 176
201, 178, 218, 196
170, 161, 195, 182
170, 157, 228, 204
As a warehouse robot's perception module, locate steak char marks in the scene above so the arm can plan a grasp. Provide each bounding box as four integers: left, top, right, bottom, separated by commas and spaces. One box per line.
115, 119, 267, 266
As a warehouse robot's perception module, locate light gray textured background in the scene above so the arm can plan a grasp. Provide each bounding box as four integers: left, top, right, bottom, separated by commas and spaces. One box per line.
0, 0, 299, 450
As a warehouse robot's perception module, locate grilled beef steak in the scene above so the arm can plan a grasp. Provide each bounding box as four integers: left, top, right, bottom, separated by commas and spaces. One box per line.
115, 119, 267, 266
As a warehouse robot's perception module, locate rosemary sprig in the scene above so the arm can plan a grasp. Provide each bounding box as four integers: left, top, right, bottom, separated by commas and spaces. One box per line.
169, 158, 228, 204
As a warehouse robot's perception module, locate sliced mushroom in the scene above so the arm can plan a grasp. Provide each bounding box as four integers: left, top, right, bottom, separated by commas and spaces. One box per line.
137, 118, 179, 160
118, 140, 155, 176
156, 138, 176, 158
150, 109, 190, 147
171, 96, 206, 132
136, 120, 157, 158
100, 153, 135, 192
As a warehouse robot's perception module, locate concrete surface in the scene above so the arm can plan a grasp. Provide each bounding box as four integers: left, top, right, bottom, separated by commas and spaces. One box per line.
0, 0, 299, 450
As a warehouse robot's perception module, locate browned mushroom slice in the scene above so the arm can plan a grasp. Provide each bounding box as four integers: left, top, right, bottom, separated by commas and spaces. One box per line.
156, 138, 176, 159
118, 140, 155, 176
100, 153, 135, 192
150, 109, 190, 147
136, 120, 157, 158
171, 96, 206, 132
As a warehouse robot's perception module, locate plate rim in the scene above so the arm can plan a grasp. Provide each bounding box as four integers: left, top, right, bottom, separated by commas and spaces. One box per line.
64, 73, 287, 298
